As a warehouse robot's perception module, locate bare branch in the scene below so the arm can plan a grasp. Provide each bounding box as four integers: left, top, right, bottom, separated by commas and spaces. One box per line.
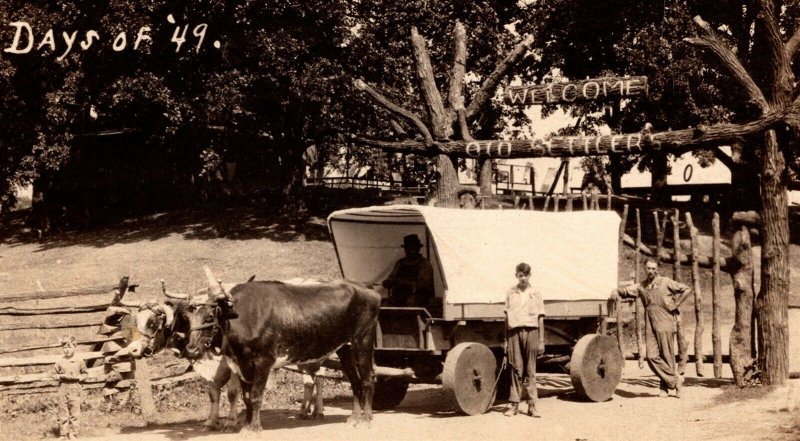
457, 108, 474, 142
411, 27, 451, 139
756, 1, 793, 106
353, 79, 434, 145
787, 27, 800, 60
465, 34, 535, 120
448, 21, 468, 124
685, 16, 770, 114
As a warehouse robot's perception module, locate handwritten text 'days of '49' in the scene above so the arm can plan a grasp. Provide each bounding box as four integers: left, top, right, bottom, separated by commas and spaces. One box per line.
2, 15, 217, 61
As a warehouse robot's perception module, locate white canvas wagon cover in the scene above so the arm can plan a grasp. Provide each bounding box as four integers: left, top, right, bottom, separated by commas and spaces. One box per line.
327, 205, 620, 305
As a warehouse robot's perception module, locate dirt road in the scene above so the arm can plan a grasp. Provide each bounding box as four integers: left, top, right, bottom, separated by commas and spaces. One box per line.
86, 362, 798, 441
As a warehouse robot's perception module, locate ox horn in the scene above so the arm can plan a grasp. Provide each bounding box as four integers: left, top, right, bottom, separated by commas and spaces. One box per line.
161, 279, 189, 300
202, 266, 228, 301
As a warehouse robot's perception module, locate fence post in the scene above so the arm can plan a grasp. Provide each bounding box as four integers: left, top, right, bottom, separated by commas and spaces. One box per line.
617, 205, 629, 359
685, 212, 705, 377
673, 208, 688, 374
635, 208, 645, 369
712, 213, 722, 378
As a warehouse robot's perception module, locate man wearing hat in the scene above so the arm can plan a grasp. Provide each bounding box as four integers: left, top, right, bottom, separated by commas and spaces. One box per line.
382, 234, 435, 311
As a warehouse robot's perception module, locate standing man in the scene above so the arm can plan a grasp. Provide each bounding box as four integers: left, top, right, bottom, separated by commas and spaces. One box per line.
614, 258, 692, 398
382, 234, 435, 310
504, 262, 545, 417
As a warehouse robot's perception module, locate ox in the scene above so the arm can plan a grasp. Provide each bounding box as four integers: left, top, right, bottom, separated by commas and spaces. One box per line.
127, 298, 242, 430
125, 279, 332, 429
182, 279, 380, 432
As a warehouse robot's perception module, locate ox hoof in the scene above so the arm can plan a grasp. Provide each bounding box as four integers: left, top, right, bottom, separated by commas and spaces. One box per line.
311, 412, 324, 420
241, 424, 261, 434
201, 422, 220, 432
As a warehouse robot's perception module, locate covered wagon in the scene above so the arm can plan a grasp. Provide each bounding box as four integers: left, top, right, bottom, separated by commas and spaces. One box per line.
327, 205, 623, 414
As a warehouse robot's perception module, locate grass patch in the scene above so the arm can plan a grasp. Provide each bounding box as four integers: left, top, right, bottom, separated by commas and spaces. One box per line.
712, 384, 776, 405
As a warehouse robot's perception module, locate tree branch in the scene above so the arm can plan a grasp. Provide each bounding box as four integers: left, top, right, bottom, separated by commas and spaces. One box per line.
685, 16, 770, 114
411, 27, 451, 139
786, 26, 800, 61
448, 21, 468, 125
757, 0, 793, 106
353, 79, 434, 145
355, 107, 789, 158
465, 34, 534, 120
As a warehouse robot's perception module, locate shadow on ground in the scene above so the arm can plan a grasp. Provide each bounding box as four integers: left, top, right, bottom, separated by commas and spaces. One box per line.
0, 207, 332, 251
117, 410, 348, 440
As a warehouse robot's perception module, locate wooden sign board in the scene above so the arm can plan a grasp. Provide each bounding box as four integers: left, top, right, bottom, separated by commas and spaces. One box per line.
505, 76, 648, 105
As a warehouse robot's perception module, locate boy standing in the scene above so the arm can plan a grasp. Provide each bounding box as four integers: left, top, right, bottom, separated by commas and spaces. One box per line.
53, 336, 87, 439
504, 262, 545, 417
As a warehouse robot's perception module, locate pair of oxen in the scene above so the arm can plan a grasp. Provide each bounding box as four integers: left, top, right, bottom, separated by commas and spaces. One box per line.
124, 274, 381, 432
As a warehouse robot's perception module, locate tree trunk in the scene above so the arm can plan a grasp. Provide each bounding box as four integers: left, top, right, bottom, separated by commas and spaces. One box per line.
730, 226, 756, 387
756, 129, 790, 385
478, 158, 493, 195
651, 152, 669, 203
281, 146, 309, 217
436, 154, 461, 206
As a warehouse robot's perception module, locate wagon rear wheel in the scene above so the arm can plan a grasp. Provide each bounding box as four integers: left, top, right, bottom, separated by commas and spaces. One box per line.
442, 342, 497, 415
372, 378, 409, 410
569, 334, 623, 402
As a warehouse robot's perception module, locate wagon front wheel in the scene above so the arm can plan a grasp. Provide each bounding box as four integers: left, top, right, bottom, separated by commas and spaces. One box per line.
372, 378, 409, 410
442, 342, 497, 415
569, 333, 623, 402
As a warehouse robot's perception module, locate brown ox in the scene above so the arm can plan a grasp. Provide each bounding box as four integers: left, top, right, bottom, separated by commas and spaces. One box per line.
126, 279, 330, 429
182, 279, 380, 432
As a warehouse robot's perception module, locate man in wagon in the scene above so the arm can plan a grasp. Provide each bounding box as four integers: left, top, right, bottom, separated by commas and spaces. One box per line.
613, 258, 692, 398
382, 234, 435, 311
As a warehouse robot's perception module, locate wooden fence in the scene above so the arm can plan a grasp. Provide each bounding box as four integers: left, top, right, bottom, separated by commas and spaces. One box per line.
480, 190, 732, 379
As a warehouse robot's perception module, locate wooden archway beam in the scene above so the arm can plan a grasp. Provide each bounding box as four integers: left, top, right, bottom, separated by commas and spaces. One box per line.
355, 104, 790, 158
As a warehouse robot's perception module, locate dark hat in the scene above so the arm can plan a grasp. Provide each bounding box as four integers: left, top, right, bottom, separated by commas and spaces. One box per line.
402, 234, 423, 249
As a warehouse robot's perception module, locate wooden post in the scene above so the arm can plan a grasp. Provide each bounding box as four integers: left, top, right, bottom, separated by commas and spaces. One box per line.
544, 195, 551, 212
582, 192, 588, 211
566, 194, 573, 211
730, 225, 756, 387
635, 208, 645, 369
673, 208, 688, 374
514, 195, 520, 209
712, 212, 722, 379
686, 212, 705, 377
133, 358, 157, 422
607, 190, 612, 210
617, 205, 629, 360
554, 194, 560, 212
528, 195, 533, 211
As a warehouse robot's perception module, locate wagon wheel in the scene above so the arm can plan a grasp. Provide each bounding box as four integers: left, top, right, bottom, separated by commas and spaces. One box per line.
569, 334, 623, 402
442, 342, 497, 415
372, 378, 409, 410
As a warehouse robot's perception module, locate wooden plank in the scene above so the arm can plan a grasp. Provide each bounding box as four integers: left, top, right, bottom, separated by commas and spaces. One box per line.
686, 212, 705, 377
0, 351, 104, 367
0, 316, 104, 331
0, 334, 124, 355
712, 212, 723, 379
0, 304, 110, 316
0, 283, 118, 304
